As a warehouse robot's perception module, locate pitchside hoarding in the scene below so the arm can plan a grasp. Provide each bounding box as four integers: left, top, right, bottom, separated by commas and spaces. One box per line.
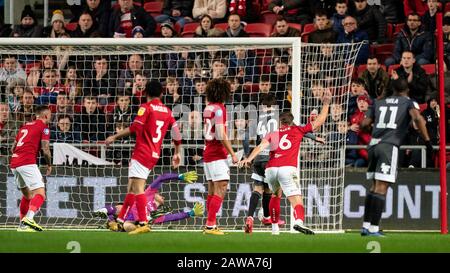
0, 166, 447, 230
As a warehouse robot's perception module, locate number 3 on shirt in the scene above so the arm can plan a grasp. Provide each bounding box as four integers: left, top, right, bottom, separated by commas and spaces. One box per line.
279, 134, 292, 150
17, 129, 29, 147
153, 120, 164, 143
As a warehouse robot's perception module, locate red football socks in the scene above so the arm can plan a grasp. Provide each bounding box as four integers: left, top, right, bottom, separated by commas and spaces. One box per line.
269, 196, 281, 224
206, 195, 222, 227
293, 204, 305, 222
19, 196, 30, 220
135, 194, 148, 224
117, 193, 135, 222
28, 194, 44, 213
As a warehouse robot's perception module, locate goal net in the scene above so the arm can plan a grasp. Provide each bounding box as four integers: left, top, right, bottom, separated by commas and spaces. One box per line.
0, 38, 362, 232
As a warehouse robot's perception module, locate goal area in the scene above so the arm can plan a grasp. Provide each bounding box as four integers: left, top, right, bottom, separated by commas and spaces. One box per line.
0, 38, 363, 232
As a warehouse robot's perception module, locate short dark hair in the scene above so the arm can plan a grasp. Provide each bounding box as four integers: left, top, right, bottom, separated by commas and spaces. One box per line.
260, 93, 277, 107
194, 77, 208, 84
275, 15, 288, 23
367, 55, 379, 62
35, 105, 50, 116
315, 9, 328, 18
280, 111, 294, 125
336, 0, 347, 4
145, 80, 163, 98
260, 74, 271, 83
58, 114, 72, 122
206, 78, 231, 103
391, 78, 409, 95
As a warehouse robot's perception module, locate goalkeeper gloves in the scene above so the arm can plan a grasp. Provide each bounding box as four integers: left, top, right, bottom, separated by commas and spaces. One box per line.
188, 202, 204, 217
179, 171, 198, 184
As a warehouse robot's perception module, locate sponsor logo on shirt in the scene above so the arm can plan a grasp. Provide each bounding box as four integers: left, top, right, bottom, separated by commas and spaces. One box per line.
150, 104, 168, 113
44, 128, 50, 135
137, 107, 146, 116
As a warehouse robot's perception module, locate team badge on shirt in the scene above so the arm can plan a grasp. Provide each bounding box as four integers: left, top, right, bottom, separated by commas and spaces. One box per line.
137, 107, 146, 116
44, 128, 50, 135
216, 109, 223, 117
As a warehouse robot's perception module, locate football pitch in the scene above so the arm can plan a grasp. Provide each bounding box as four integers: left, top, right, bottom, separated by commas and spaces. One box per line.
1, 230, 450, 253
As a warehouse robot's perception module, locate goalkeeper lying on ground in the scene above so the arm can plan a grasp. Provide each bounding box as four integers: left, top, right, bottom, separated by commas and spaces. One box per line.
93, 171, 203, 232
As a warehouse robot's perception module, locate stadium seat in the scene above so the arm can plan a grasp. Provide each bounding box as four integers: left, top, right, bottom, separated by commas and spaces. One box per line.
419, 103, 428, 112
302, 23, 315, 34
182, 22, 199, 33
245, 23, 272, 37
387, 64, 401, 76
446, 2, 450, 13
65, 22, 78, 32
288, 23, 302, 33
372, 43, 394, 64
214, 23, 229, 32
421, 64, 436, 75
261, 0, 272, 11
144, 1, 163, 16
153, 23, 162, 37
260, 11, 277, 25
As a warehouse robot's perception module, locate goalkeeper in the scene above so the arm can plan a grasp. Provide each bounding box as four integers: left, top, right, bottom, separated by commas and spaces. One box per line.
94, 171, 204, 232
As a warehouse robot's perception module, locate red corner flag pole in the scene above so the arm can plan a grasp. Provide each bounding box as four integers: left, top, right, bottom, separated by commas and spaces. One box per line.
437, 11, 448, 234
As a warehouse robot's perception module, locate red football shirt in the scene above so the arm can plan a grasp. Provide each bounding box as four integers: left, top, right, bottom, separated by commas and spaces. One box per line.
265, 123, 313, 168
129, 98, 180, 170
10, 119, 50, 168
203, 103, 228, 163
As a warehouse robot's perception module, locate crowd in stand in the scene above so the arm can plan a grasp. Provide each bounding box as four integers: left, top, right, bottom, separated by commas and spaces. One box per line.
0, 0, 447, 168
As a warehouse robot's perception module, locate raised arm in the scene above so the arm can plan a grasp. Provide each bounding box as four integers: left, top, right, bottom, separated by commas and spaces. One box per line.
311, 90, 331, 131
148, 173, 180, 191
41, 139, 52, 176
238, 139, 270, 168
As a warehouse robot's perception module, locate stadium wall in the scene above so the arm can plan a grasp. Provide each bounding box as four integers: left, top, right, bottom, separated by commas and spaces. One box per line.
0, 166, 446, 230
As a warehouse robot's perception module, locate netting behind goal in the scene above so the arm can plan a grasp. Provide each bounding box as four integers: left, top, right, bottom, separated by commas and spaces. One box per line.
0, 38, 362, 232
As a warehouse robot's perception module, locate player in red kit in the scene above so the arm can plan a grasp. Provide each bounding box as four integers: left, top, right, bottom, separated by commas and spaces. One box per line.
105, 80, 182, 235
239, 90, 331, 235
203, 78, 238, 235
11, 105, 53, 232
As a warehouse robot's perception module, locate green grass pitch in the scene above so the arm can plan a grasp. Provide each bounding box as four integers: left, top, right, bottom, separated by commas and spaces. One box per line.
1, 230, 450, 253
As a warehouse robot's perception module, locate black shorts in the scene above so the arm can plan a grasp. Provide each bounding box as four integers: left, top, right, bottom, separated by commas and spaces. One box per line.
366, 143, 399, 183
251, 161, 269, 187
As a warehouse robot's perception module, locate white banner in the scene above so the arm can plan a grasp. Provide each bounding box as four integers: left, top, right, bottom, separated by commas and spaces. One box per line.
53, 143, 114, 165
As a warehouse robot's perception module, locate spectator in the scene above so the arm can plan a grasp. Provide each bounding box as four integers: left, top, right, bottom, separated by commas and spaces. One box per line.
51, 115, 81, 143
404, 0, 429, 17
383, 12, 435, 67
192, 0, 227, 22
422, 97, 439, 145
132, 25, 145, 38
10, 5, 42, 37
131, 72, 148, 103
379, 0, 405, 24
391, 50, 430, 103
271, 16, 301, 57
423, 0, 439, 33
350, 0, 387, 43
210, 58, 228, 79
222, 14, 249, 37
34, 69, 66, 105
50, 93, 74, 129
74, 96, 107, 142
6, 78, 26, 113
336, 16, 369, 65
112, 92, 136, 125
359, 56, 389, 99
84, 56, 118, 105
118, 54, 143, 92
161, 21, 179, 37
163, 76, 183, 108
183, 110, 204, 165
228, 48, 258, 84
63, 65, 83, 104
348, 78, 368, 117
0, 55, 27, 84
308, 10, 338, 43
194, 14, 224, 37
269, 0, 313, 25
181, 60, 197, 95
80, 0, 111, 37
331, 0, 348, 33
156, 0, 194, 28
349, 94, 371, 165
270, 57, 292, 107
443, 16, 450, 69
42, 10, 67, 38
70, 11, 100, 37
15, 89, 34, 124
108, 0, 156, 38
186, 77, 208, 106
0, 102, 15, 164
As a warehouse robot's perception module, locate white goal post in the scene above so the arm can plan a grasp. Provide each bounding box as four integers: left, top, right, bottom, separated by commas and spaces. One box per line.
0, 37, 363, 232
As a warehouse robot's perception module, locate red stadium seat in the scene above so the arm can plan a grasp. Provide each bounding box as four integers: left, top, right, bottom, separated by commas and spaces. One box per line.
421, 64, 436, 75
245, 23, 272, 37
153, 23, 162, 37
260, 11, 277, 25
372, 43, 394, 64
419, 103, 428, 112
445, 2, 450, 13
144, 1, 163, 16
180, 22, 199, 37
261, 0, 272, 11
214, 23, 229, 32
65, 22, 78, 32
302, 23, 315, 34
